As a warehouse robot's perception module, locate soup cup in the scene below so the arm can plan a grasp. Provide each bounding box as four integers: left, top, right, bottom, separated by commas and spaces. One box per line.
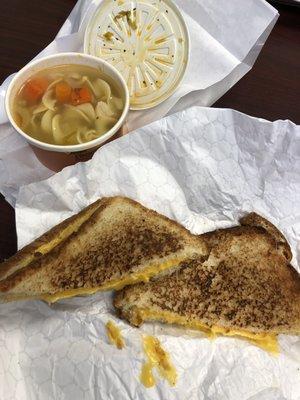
5, 52, 130, 153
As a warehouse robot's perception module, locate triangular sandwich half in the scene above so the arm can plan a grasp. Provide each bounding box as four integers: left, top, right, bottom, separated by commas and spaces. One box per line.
114, 214, 300, 352
0, 197, 207, 303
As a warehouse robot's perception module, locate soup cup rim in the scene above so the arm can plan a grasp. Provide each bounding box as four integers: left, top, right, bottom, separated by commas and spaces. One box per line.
5, 52, 130, 153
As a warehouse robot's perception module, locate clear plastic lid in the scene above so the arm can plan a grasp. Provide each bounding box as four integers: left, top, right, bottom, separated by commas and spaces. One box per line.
84, 0, 189, 110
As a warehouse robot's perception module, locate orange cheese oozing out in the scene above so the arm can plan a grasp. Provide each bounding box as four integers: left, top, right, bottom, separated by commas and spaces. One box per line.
139, 309, 279, 354
140, 335, 177, 388
41, 258, 185, 303
106, 321, 125, 350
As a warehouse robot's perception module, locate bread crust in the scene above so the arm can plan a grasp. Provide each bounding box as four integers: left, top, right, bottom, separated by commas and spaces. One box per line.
239, 212, 292, 262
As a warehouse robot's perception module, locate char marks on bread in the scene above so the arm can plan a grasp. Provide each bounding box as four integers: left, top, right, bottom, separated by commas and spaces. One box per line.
0, 197, 207, 302
114, 213, 300, 336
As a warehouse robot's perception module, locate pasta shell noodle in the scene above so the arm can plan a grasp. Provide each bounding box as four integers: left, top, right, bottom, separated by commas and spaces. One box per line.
94, 79, 111, 102
83, 77, 111, 102
52, 114, 66, 145
81, 76, 96, 95
76, 103, 96, 121
31, 113, 42, 126
85, 129, 98, 141
64, 104, 93, 124
42, 89, 57, 112
65, 73, 83, 88
33, 104, 48, 115
48, 78, 63, 91
41, 110, 56, 135
96, 101, 116, 118
76, 128, 98, 144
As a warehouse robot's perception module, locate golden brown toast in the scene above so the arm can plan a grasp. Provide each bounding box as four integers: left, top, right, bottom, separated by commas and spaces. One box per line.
0, 197, 207, 303
114, 214, 300, 341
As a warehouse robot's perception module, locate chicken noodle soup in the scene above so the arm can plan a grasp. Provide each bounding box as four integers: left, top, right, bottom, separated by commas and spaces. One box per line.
12, 65, 124, 146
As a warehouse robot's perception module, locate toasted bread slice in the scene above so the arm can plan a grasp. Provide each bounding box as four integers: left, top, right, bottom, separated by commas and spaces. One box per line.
0, 197, 207, 303
114, 215, 300, 350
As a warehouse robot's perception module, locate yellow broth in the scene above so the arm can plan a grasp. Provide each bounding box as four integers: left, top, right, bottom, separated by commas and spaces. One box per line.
12, 64, 124, 145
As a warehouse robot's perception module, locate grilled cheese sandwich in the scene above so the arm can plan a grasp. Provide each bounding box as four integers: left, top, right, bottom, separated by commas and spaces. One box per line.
0, 197, 207, 303
114, 214, 300, 353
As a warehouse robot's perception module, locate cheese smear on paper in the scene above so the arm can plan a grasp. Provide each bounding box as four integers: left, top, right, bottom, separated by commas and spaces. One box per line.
140, 335, 177, 388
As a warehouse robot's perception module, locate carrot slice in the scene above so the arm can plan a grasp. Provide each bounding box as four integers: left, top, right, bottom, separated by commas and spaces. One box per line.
70, 87, 92, 106
22, 77, 49, 104
55, 81, 72, 103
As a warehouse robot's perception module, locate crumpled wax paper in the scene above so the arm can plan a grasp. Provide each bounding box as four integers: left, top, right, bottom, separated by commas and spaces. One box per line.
0, 0, 278, 206
0, 106, 299, 400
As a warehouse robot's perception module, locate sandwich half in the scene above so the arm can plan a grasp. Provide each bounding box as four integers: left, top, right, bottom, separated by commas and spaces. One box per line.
114, 214, 300, 352
0, 197, 207, 303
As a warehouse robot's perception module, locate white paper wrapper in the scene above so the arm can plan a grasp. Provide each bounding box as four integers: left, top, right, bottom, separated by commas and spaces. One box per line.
0, 0, 278, 206
1, 106, 299, 400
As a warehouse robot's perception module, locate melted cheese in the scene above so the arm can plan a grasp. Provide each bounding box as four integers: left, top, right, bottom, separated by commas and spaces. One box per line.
12, 206, 98, 276
106, 321, 125, 349
140, 336, 177, 388
41, 258, 184, 303
140, 362, 156, 388
139, 309, 279, 354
